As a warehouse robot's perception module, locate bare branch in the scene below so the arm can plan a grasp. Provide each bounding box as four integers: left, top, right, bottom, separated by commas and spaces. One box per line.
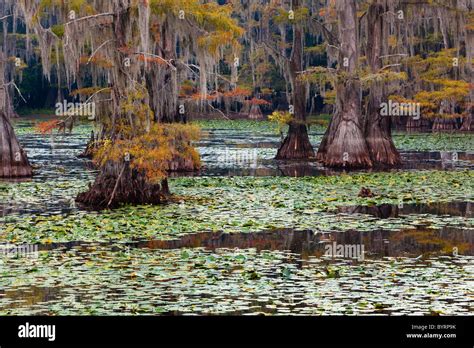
64, 13, 113, 47
87, 40, 115, 65
379, 54, 408, 59
380, 64, 402, 71
4, 81, 27, 103
311, 18, 340, 47
65, 13, 114, 27
182, 62, 234, 85
108, 163, 126, 207
133, 52, 177, 71
206, 101, 230, 120
58, 87, 111, 124
95, 98, 113, 103
84, 88, 111, 104
256, 42, 290, 63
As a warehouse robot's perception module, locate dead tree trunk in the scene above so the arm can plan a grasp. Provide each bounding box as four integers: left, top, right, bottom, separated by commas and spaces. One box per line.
0, 52, 32, 178
275, 0, 315, 160
317, 0, 372, 168
365, 1, 401, 166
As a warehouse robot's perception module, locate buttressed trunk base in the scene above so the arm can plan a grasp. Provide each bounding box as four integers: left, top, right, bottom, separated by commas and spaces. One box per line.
316, 121, 373, 169
276, 123, 315, 160
0, 112, 32, 178
366, 120, 401, 166
76, 161, 170, 209
317, 78, 372, 169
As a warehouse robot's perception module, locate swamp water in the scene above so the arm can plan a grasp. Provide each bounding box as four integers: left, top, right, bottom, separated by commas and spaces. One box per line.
0, 119, 472, 315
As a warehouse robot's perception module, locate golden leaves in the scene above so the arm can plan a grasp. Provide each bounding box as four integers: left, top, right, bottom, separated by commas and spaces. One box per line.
93, 123, 201, 183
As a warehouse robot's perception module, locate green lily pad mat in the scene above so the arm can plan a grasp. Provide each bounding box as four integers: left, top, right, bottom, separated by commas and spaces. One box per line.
0, 246, 471, 315
1, 170, 473, 244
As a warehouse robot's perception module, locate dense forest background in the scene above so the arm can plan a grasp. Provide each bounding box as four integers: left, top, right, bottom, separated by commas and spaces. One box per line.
0, 0, 473, 205
5, 1, 473, 115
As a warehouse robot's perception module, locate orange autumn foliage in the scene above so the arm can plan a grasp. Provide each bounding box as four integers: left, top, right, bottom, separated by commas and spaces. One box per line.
190, 91, 221, 101
222, 87, 252, 98
93, 123, 201, 183
136, 54, 169, 65
246, 97, 271, 106
35, 120, 62, 134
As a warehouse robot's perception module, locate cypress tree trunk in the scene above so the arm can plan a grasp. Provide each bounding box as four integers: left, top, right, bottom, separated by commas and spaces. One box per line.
76, 160, 169, 209
0, 112, 32, 177
461, 21, 473, 131
365, 1, 401, 166
145, 20, 180, 124
317, 0, 372, 168
76, 1, 169, 208
275, 0, 315, 160
0, 52, 32, 178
